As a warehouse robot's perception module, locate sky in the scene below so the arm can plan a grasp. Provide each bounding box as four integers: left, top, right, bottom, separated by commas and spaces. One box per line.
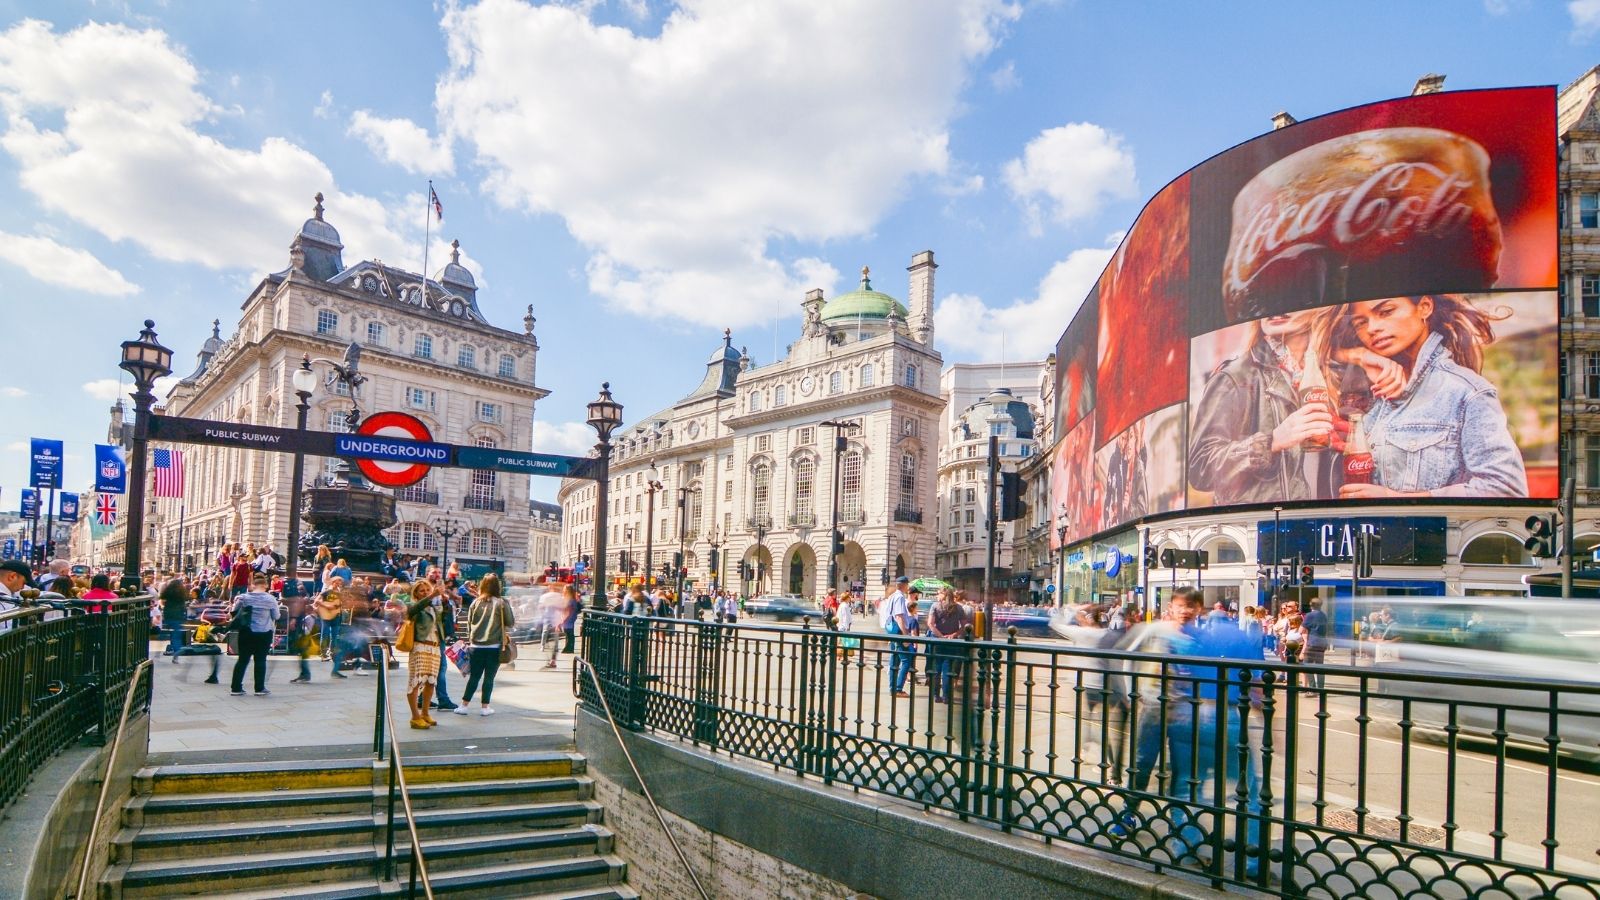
0, 0, 1596, 509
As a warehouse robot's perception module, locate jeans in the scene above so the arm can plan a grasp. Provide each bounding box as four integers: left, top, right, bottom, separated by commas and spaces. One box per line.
1301, 648, 1326, 689
562, 623, 576, 654
462, 647, 502, 704
888, 639, 914, 693
231, 629, 272, 693
929, 651, 956, 700
434, 657, 454, 705
1119, 696, 1204, 855
167, 621, 186, 656
320, 619, 343, 657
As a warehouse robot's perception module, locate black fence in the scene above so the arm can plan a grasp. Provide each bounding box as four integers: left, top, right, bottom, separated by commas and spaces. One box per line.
577, 611, 1600, 898
0, 597, 152, 812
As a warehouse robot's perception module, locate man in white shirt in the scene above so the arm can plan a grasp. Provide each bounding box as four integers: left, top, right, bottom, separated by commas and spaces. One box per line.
0, 560, 31, 628
882, 576, 915, 696
536, 582, 567, 669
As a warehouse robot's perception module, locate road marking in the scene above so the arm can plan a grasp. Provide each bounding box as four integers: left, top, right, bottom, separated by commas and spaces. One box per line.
1301, 721, 1598, 786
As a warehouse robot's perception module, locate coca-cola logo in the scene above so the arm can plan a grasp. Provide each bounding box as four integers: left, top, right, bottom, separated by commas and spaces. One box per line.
1345, 456, 1375, 474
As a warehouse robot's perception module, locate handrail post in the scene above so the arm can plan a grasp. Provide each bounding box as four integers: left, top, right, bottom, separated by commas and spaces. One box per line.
385, 749, 397, 880
374, 645, 387, 760
999, 628, 1019, 831
627, 615, 649, 729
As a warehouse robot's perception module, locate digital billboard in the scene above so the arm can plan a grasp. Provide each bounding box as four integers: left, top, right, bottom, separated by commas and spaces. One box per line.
1051, 87, 1558, 549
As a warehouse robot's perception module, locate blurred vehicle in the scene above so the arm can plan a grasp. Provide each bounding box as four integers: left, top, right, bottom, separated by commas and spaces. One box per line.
989, 604, 1056, 638
743, 595, 824, 622
70, 565, 90, 578
1362, 596, 1600, 763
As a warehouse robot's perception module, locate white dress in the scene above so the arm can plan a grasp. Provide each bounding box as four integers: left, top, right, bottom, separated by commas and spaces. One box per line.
836, 602, 854, 631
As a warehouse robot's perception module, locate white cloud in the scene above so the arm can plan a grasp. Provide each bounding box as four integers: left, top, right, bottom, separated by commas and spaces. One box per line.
1572, 0, 1600, 37
934, 239, 1116, 361
1003, 122, 1137, 234
435, 0, 1020, 328
313, 89, 333, 119
3, 441, 23, 452
0, 230, 138, 295
0, 386, 25, 397
82, 378, 126, 401
348, 110, 454, 176
531, 420, 599, 457
0, 20, 422, 276
989, 60, 1020, 92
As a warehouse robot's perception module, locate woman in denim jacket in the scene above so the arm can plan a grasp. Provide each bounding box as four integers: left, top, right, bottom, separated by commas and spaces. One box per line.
1335, 295, 1525, 499
1189, 308, 1335, 505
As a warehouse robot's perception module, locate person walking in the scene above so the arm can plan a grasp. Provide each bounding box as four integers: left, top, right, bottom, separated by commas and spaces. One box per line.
456, 574, 515, 716
925, 588, 966, 703
160, 577, 190, 661
315, 577, 346, 670
228, 573, 278, 696
287, 601, 318, 683
404, 580, 443, 729
561, 584, 581, 654
881, 576, 915, 697
538, 585, 568, 669
1302, 597, 1329, 689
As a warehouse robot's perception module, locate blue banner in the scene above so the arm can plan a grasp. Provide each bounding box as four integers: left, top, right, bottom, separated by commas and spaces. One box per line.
94, 443, 127, 494
20, 488, 38, 519
454, 446, 593, 478
29, 438, 63, 489
20, 540, 31, 559
1, 539, 13, 560
58, 492, 79, 523
334, 434, 451, 465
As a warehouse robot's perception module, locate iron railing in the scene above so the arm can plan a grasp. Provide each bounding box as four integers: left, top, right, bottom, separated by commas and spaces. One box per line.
372, 644, 434, 899
0, 596, 153, 814
73, 658, 153, 899
892, 505, 923, 524
576, 611, 1600, 899
463, 494, 505, 512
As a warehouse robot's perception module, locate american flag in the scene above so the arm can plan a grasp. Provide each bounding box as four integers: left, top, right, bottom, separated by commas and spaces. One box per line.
152, 449, 185, 498
96, 494, 117, 526
429, 184, 443, 222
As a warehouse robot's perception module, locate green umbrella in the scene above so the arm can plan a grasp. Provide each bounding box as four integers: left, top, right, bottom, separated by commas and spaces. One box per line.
909, 577, 952, 593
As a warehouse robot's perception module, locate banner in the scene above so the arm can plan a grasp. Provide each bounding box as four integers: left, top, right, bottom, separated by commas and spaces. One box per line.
1, 539, 13, 560
20, 488, 38, 519
29, 438, 64, 489
58, 492, 79, 523
91, 494, 116, 537
95, 443, 127, 494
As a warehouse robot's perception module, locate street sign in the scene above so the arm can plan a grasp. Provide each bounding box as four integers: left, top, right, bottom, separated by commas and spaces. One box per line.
147, 414, 336, 455
1045, 584, 1056, 594
454, 446, 595, 479
351, 412, 438, 488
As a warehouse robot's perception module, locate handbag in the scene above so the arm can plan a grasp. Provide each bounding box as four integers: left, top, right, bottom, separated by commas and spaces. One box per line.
394, 618, 415, 653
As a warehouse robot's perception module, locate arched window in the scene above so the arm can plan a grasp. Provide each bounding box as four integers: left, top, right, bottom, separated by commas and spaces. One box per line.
751, 462, 771, 525
841, 452, 862, 521
1460, 533, 1532, 566
793, 457, 815, 520
860, 364, 874, 387
1202, 537, 1247, 564
894, 554, 906, 579
395, 522, 437, 552
467, 528, 503, 557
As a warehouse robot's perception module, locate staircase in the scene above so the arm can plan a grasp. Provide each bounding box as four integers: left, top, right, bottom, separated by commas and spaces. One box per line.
99, 750, 637, 899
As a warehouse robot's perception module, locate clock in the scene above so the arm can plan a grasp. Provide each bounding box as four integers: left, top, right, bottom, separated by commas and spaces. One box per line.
799, 375, 815, 396
687, 421, 701, 439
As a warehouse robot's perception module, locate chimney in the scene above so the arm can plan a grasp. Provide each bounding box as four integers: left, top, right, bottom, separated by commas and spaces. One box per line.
1271, 111, 1298, 130
907, 250, 937, 345
1412, 73, 1445, 96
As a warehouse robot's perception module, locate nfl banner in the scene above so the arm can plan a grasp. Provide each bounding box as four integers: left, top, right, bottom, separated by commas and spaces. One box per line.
20, 488, 38, 519
94, 444, 127, 494
30, 438, 64, 489
58, 492, 79, 523
1, 539, 13, 560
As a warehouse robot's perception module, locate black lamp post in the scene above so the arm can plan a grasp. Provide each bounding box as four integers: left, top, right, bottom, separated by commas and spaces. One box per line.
753, 520, 769, 595
675, 485, 698, 603
432, 513, 463, 576
642, 462, 663, 591
1055, 504, 1069, 610
283, 356, 317, 597
821, 419, 859, 593
586, 383, 623, 608
706, 525, 723, 593
119, 319, 173, 593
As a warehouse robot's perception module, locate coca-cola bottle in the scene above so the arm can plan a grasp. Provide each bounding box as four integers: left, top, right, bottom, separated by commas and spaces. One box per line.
1300, 365, 1332, 452
1343, 413, 1375, 485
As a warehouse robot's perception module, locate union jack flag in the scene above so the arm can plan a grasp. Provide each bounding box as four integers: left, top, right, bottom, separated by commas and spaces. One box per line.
429, 184, 443, 222
153, 449, 185, 498
96, 494, 117, 526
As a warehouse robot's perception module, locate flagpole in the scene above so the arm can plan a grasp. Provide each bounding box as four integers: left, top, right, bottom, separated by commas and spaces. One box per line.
45, 487, 55, 566
177, 501, 186, 576
422, 179, 433, 306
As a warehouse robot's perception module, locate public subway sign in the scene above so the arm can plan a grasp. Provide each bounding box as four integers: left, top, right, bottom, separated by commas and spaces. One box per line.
455, 446, 596, 479
1256, 516, 1447, 567
146, 415, 337, 455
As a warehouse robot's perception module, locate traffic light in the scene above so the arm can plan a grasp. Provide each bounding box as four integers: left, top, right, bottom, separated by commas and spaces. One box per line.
999, 472, 1023, 521
1143, 545, 1158, 569
880, 567, 889, 585
831, 529, 845, 555
1354, 532, 1379, 578
1524, 514, 1557, 558
708, 548, 720, 575
673, 551, 683, 570
1196, 549, 1209, 570
1299, 563, 1314, 585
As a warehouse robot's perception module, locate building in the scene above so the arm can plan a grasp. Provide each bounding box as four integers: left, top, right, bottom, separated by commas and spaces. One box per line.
559, 253, 944, 599
526, 500, 563, 572
149, 194, 547, 575
933, 362, 1044, 600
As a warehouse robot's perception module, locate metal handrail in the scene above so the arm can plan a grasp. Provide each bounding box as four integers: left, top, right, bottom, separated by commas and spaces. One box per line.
72, 658, 153, 900
373, 645, 435, 899
575, 657, 710, 900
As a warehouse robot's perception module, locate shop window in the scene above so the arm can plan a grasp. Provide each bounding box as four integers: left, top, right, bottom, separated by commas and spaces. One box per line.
1459, 533, 1532, 566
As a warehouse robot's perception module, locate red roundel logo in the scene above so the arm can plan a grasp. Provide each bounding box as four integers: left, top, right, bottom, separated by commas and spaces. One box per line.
356, 411, 435, 488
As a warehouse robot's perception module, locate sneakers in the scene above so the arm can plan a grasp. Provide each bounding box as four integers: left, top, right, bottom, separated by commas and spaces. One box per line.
354, 669, 371, 676
289, 676, 308, 684
204, 676, 219, 685
255, 690, 271, 696
1108, 813, 1142, 838
542, 662, 557, 669
452, 705, 471, 716
434, 701, 458, 710
331, 671, 348, 679
480, 706, 495, 717
229, 690, 246, 696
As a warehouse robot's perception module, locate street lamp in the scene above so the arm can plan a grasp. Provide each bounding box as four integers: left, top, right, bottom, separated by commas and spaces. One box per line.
1055, 504, 1069, 611
119, 319, 173, 593
432, 513, 463, 575
586, 382, 623, 608
642, 462, 663, 593
753, 520, 769, 595
821, 419, 860, 592
283, 356, 317, 597
675, 485, 699, 605
706, 524, 723, 593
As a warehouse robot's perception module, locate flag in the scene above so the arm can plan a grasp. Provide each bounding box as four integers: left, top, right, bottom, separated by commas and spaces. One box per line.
153, 448, 185, 498
95, 494, 118, 527
30, 438, 63, 489
58, 492, 79, 523
429, 184, 443, 222
95, 443, 127, 494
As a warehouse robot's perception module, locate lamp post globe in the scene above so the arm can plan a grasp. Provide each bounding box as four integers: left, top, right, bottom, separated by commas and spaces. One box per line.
586, 383, 623, 609
118, 320, 173, 594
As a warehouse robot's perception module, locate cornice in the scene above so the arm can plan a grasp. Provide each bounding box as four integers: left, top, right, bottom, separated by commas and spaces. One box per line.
723, 384, 942, 430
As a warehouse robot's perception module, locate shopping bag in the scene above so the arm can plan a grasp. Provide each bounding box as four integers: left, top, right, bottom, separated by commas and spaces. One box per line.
446, 640, 471, 676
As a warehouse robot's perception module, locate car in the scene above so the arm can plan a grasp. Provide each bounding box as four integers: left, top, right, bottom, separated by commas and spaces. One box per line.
70, 565, 90, 577
742, 595, 825, 622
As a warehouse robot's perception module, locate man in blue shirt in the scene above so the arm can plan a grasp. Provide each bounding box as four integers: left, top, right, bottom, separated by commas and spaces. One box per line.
229, 573, 281, 696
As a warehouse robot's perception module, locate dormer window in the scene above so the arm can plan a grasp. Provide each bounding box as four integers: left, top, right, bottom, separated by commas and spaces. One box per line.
316, 309, 338, 336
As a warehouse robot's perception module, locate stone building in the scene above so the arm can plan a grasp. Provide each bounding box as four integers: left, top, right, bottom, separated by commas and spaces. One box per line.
149, 195, 546, 575
526, 500, 563, 572
559, 253, 944, 599
933, 362, 1043, 600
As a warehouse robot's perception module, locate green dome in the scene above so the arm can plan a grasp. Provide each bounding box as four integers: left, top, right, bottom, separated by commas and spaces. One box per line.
819, 267, 908, 322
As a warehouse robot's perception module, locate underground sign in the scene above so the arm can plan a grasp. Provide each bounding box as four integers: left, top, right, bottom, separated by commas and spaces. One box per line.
344, 411, 447, 488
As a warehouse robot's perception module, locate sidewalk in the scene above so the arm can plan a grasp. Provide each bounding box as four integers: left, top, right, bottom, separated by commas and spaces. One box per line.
147, 642, 580, 760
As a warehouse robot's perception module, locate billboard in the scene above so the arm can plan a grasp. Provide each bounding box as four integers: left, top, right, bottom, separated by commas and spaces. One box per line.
1052, 87, 1558, 549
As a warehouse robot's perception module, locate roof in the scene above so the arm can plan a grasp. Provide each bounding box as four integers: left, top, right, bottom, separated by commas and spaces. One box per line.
819, 267, 909, 323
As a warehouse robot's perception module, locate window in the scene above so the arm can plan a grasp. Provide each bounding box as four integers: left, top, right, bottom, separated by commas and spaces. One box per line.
829, 371, 843, 394
467, 528, 503, 557
841, 452, 862, 520
1584, 274, 1600, 318
751, 463, 771, 523
1204, 538, 1247, 564
965, 531, 974, 544
723, 512, 731, 536
903, 364, 917, 387
457, 345, 476, 369
499, 354, 516, 378
406, 387, 436, 410
471, 436, 497, 500
1560, 276, 1570, 317
414, 334, 433, 359
1589, 435, 1600, 488
1588, 355, 1600, 398
316, 309, 338, 335
860, 364, 874, 387
774, 384, 787, 407
1582, 191, 1599, 228
366, 322, 386, 346
797, 426, 815, 446
964, 509, 974, 525
793, 457, 815, 519
899, 453, 917, 510
755, 435, 771, 453
965, 488, 975, 503
990, 422, 1005, 436
396, 522, 436, 551
328, 411, 354, 432
724, 480, 732, 501
477, 401, 499, 423
1559, 190, 1568, 228
749, 392, 762, 413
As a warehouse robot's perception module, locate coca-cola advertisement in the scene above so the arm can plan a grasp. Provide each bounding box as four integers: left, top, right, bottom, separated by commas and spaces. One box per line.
1050, 86, 1557, 543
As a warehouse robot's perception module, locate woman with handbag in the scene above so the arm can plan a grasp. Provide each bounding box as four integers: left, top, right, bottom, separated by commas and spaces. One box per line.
455, 574, 516, 717
399, 579, 443, 729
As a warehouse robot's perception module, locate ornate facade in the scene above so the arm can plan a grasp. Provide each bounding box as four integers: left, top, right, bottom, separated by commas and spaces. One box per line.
559, 252, 944, 598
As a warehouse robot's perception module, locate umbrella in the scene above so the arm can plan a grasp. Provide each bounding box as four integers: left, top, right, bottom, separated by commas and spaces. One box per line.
909, 577, 952, 593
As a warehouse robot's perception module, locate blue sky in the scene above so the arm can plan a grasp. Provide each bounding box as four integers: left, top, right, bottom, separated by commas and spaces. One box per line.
0, 0, 1595, 507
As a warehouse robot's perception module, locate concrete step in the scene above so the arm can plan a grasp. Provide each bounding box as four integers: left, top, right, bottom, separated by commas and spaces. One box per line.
136, 758, 373, 795
419, 855, 627, 899
395, 751, 585, 786
397, 824, 615, 872
403, 800, 605, 840
107, 845, 376, 898
125, 785, 372, 827
171, 871, 640, 900
404, 775, 594, 810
